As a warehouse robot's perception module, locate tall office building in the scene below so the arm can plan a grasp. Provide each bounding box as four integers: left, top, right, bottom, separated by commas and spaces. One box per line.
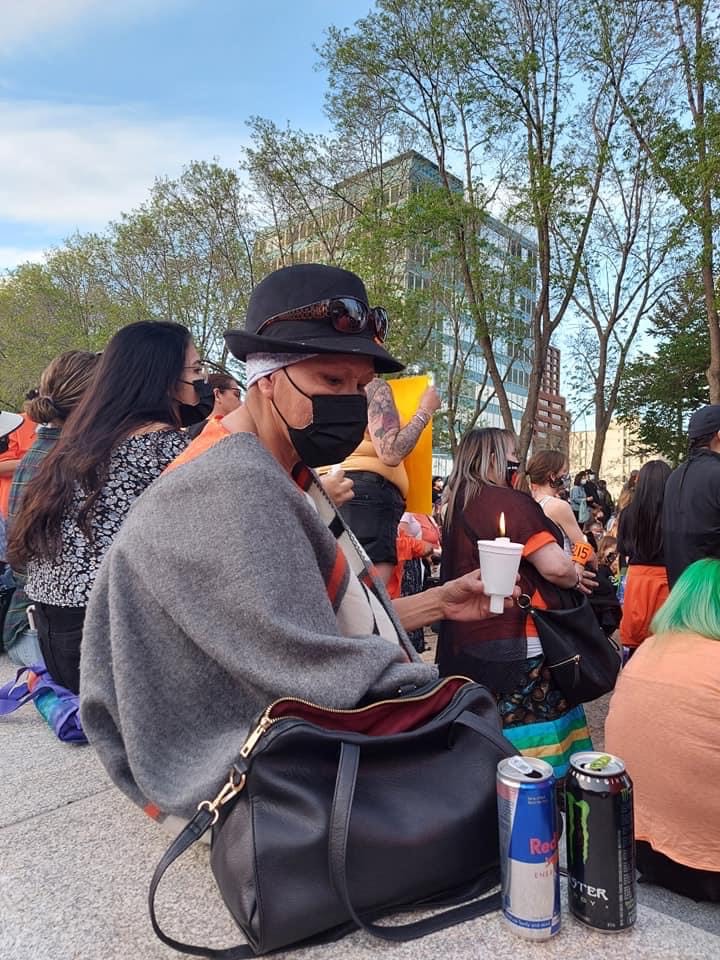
257, 150, 567, 469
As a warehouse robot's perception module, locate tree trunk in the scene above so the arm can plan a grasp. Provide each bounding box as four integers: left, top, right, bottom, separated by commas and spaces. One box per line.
591, 405, 612, 476
701, 253, 720, 403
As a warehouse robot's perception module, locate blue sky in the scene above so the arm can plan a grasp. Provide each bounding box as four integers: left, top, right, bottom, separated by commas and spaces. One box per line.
0, 0, 373, 271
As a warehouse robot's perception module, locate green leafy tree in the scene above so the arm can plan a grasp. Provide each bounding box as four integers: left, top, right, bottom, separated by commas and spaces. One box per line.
323, 1, 523, 434
616, 280, 709, 464
592, 0, 720, 401
0, 161, 256, 403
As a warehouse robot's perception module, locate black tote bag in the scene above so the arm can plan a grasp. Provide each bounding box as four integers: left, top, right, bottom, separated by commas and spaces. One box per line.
149, 676, 516, 958
517, 588, 622, 704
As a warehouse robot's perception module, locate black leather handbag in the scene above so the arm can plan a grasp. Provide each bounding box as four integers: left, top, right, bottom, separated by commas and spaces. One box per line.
517, 589, 622, 704
149, 676, 516, 957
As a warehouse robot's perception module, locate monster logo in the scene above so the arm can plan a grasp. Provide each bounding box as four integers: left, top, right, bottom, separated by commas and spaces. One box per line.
567, 794, 590, 865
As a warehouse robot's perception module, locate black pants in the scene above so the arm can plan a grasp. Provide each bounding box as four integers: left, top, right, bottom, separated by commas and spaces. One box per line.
35, 602, 86, 694
637, 841, 720, 902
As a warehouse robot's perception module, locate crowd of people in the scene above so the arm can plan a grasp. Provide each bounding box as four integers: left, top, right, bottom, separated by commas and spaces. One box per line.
0, 262, 718, 911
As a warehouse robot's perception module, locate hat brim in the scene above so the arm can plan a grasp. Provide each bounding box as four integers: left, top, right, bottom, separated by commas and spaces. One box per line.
224, 329, 405, 374
0, 411, 23, 439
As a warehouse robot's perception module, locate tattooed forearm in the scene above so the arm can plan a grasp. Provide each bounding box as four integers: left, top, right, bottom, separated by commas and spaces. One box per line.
365, 378, 428, 466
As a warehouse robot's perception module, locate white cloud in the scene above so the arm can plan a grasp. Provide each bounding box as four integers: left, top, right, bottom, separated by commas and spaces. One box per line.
1, 0, 183, 56
0, 99, 248, 230
0, 246, 46, 272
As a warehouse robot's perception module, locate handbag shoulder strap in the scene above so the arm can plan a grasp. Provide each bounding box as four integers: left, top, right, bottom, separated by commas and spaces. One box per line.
148, 808, 255, 959
328, 740, 501, 941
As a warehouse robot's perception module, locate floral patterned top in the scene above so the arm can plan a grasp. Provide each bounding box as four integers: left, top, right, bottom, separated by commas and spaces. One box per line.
25, 429, 189, 607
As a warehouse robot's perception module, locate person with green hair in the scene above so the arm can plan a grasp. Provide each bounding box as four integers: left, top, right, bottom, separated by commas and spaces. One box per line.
605, 558, 720, 901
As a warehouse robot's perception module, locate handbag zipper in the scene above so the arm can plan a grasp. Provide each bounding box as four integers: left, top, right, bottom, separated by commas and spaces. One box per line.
239, 675, 472, 760
548, 653, 581, 686
201, 676, 472, 819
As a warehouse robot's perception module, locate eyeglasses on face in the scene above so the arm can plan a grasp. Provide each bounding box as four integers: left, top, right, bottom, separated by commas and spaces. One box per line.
183, 362, 209, 381
223, 388, 242, 399
256, 297, 389, 342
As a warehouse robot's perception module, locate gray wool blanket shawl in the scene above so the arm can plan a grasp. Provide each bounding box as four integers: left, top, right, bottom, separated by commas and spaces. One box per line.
80, 433, 436, 818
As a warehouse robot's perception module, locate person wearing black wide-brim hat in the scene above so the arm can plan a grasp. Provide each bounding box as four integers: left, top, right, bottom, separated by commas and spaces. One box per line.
79, 262, 514, 822
229, 263, 441, 587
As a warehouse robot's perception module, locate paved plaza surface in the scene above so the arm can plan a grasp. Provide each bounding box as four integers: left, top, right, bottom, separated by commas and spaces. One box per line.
1, 653, 718, 960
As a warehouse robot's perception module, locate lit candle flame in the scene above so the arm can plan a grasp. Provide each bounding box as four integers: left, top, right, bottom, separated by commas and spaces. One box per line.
498, 512, 506, 537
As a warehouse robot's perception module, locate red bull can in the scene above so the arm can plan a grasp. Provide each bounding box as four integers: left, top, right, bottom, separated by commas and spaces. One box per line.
496, 756, 560, 939
566, 751, 636, 931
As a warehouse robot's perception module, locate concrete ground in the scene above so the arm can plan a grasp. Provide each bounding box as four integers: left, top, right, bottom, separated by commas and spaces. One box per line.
1, 653, 718, 960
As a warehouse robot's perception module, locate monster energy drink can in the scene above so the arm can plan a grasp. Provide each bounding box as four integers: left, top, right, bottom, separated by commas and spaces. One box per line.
566, 751, 636, 931
496, 756, 560, 939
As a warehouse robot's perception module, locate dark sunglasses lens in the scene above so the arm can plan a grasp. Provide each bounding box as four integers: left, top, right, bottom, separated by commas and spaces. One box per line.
371, 307, 388, 341
329, 298, 369, 333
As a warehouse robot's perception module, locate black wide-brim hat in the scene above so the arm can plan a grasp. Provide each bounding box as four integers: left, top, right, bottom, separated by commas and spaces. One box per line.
224, 263, 404, 374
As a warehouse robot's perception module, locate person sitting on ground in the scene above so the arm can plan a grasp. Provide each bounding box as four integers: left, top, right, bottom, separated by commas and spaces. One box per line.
0, 412, 23, 566
0, 404, 37, 522
166, 371, 355, 509
7, 322, 201, 694
3, 351, 100, 667
605, 558, 720, 902
78, 263, 508, 822
186, 372, 242, 439
617, 459, 671, 654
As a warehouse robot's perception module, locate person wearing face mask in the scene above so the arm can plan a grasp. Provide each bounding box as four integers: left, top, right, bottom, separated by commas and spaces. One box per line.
437, 428, 595, 777
77, 263, 510, 822
185, 372, 242, 439
7, 322, 196, 694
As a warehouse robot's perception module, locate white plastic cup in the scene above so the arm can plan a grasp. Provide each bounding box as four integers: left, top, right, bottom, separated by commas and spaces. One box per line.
477, 538, 524, 614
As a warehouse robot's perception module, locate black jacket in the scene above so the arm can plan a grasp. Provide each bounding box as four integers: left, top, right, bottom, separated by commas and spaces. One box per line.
662, 448, 720, 587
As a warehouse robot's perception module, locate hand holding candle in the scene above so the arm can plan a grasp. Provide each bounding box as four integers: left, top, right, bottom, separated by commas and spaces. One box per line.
477, 512, 524, 613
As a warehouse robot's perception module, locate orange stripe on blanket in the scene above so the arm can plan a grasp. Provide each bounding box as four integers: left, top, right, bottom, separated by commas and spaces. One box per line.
326, 550, 349, 608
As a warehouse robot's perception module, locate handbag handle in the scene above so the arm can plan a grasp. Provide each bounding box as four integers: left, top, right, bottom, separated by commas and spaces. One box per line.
149, 718, 503, 957
328, 737, 501, 941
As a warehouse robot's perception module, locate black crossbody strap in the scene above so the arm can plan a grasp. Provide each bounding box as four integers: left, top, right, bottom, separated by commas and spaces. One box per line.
328, 741, 501, 941
148, 808, 256, 959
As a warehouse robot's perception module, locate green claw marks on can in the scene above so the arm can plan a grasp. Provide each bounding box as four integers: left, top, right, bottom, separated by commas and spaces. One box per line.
565, 751, 636, 932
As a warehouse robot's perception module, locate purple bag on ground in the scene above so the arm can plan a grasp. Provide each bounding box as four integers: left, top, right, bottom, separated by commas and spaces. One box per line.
0, 664, 87, 744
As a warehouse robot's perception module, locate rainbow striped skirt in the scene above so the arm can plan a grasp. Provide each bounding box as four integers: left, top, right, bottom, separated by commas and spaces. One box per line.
495, 654, 593, 777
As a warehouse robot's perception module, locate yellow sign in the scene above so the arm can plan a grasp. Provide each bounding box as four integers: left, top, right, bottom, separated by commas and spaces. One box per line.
388, 375, 432, 515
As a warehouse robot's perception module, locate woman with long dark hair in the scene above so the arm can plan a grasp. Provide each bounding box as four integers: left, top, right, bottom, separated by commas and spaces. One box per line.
438, 428, 595, 777
8, 321, 200, 692
616, 458, 672, 652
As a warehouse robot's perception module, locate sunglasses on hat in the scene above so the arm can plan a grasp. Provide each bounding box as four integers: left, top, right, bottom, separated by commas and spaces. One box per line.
255, 296, 389, 342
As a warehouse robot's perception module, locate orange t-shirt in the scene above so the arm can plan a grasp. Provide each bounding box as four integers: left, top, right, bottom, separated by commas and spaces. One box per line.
164, 418, 231, 474
605, 632, 720, 871
0, 414, 37, 518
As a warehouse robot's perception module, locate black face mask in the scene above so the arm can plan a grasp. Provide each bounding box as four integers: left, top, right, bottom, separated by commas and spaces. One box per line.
550, 473, 569, 489
506, 460, 520, 487
273, 368, 368, 468
178, 379, 215, 427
